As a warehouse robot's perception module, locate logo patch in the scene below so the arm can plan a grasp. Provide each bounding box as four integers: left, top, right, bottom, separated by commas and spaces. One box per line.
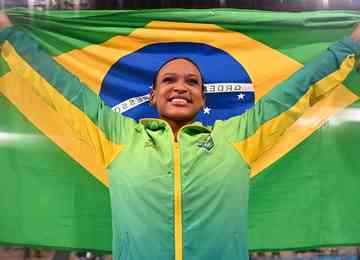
197, 135, 215, 151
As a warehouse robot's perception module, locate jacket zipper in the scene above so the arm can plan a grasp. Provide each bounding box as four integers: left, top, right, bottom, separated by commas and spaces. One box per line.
140, 119, 208, 259
173, 142, 183, 260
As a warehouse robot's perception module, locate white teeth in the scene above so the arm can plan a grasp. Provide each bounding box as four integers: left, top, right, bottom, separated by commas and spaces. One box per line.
171, 98, 188, 105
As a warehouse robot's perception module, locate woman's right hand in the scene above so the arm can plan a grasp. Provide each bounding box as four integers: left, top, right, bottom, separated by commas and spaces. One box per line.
0, 11, 12, 31
351, 23, 360, 43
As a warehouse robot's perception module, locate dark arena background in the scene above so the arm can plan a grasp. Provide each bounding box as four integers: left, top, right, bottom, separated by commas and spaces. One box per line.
1, 0, 360, 10
1, 0, 360, 259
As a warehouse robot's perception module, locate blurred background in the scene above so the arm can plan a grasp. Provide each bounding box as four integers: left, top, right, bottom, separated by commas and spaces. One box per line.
0, 246, 359, 260
1, 0, 360, 10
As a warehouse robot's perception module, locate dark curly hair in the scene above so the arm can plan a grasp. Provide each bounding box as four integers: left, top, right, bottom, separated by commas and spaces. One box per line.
152, 57, 205, 93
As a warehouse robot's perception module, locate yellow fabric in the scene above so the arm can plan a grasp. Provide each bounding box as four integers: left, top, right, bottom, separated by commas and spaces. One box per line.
54, 21, 302, 100
173, 142, 183, 260
234, 88, 313, 165
0, 41, 125, 186
249, 85, 358, 177
313, 54, 356, 97
2, 21, 356, 186
234, 55, 357, 169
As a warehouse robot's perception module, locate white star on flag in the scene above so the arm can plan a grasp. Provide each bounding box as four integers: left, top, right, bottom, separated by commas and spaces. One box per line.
203, 107, 211, 114
237, 93, 245, 100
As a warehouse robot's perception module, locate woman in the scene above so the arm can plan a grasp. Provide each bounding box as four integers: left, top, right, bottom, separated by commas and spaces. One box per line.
1, 12, 360, 260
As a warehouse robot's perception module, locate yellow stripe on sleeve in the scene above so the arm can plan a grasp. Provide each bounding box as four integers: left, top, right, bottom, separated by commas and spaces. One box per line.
234, 54, 356, 168
0, 41, 125, 187
249, 85, 358, 178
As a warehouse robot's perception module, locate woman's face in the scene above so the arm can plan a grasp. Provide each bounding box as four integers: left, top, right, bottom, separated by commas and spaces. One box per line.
150, 59, 205, 123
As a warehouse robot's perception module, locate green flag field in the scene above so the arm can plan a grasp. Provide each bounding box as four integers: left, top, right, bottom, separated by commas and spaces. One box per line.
1, 8, 360, 252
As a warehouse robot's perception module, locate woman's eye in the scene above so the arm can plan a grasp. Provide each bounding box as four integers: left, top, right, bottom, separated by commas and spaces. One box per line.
162, 77, 174, 83
188, 78, 199, 86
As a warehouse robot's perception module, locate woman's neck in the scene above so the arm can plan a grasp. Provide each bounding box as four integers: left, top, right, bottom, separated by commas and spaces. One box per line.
161, 117, 191, 141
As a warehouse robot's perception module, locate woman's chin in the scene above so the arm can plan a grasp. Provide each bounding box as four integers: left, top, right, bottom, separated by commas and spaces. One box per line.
161, 111, 196, 124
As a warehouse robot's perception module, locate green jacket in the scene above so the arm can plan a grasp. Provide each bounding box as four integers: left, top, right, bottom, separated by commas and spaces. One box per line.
0, 27, 359, 260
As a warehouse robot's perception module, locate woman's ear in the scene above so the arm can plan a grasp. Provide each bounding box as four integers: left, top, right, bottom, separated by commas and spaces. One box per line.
201, 93, 206, 108
149, 89, 156, 106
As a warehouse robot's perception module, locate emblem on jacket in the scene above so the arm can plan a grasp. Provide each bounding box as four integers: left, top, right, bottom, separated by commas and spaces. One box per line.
197, 135, 215, 151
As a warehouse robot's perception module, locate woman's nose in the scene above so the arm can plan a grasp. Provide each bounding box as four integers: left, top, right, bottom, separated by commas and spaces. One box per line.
173, 81, 188, 92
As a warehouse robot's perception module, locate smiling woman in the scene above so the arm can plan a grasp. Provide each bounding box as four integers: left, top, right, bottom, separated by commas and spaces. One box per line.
99, 40, 255, 125
1, 11, 360, 260
150, 58, 205, 135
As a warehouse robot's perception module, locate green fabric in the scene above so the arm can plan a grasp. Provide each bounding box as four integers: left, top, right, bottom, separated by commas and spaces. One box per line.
0, 95, 112, 251
5, 27, 137, 144
343, 68, 360, 97
108, 119, 250, 260
224, 37, 360, 145
1, 9, 360, 254
249, 100, 360, 250
6, 28, 358, 150
6, 9, 360, 57
0, 55, 10, 76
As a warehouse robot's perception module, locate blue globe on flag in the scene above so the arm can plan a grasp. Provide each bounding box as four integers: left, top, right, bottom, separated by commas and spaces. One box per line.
100, 42, 254, 126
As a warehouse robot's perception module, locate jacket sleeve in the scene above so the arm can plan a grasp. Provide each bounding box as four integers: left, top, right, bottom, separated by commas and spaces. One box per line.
217, 36, 360, 166
0, 26, 137, 166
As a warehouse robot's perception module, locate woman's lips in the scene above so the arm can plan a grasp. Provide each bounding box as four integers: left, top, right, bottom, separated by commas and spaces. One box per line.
170, 98, 189, 105
168, 95, 192, 106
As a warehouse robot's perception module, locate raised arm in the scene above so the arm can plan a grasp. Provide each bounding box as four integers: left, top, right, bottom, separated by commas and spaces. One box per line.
0, 12, 137, 166
219, 24, 360, 166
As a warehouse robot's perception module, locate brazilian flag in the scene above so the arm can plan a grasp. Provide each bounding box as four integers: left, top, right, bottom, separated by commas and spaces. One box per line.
1, 8, 360, 252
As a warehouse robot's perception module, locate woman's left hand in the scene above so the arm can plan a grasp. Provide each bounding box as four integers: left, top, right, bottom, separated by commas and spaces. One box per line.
351, 24, 360, 43
0, 11, 12, 31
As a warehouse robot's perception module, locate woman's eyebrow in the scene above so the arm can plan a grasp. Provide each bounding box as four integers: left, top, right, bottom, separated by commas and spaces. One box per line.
159, 72, 176, 78
187, 73, 200, 78
160, 72, 201, 78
